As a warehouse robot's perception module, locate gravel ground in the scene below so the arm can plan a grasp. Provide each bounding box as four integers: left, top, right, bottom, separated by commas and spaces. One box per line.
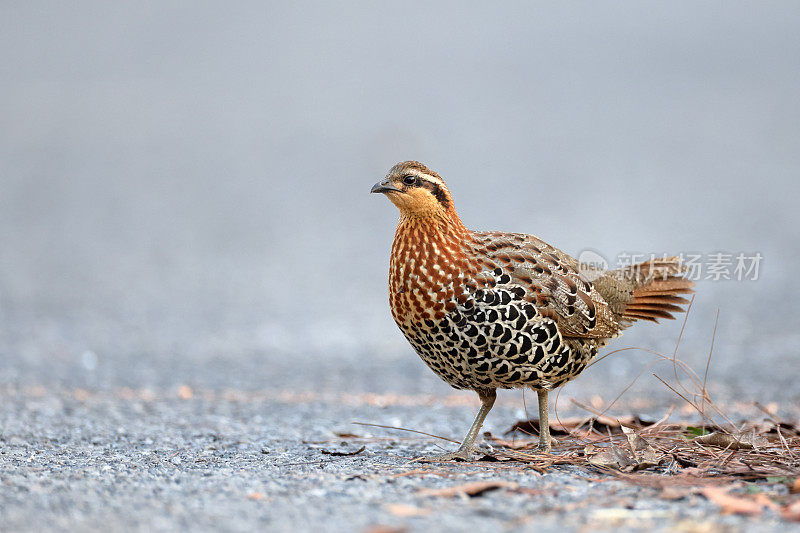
3, 3, 800, 531
2, 385, 798, 532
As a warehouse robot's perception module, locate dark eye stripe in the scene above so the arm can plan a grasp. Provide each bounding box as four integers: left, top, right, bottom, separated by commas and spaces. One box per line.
423, 181, 450, 209
398, 172, 450, 209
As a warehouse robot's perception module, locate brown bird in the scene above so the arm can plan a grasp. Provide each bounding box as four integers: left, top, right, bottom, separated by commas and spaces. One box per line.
371, 161, 694, 461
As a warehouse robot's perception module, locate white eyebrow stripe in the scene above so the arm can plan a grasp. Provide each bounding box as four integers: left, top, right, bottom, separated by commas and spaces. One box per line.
403, 168, 445, 187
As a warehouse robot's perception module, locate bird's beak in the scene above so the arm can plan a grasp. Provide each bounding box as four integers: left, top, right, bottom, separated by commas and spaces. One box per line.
370, 179, 401, 194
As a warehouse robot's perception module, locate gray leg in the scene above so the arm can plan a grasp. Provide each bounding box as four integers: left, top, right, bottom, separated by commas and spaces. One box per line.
537, 389, 552, 452
419, 389, 496, 462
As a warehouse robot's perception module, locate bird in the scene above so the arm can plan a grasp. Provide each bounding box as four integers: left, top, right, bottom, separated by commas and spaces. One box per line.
371, 161, 694, 461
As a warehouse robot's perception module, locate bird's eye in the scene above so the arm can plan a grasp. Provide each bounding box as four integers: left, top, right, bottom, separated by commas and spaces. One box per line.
402, 175, 417, 185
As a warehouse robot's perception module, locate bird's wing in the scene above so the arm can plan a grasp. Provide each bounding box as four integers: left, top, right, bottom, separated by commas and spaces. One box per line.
467, 231, 619, 339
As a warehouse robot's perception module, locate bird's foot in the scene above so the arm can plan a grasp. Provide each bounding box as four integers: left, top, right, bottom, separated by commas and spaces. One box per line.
415, 446, 475, 463
535, 436, 557, 453
535, 443, 552, 453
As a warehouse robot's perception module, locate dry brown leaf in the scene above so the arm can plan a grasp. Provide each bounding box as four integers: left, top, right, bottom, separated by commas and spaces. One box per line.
384, 504, 431, 517
752, 420, 799, 438
791, 478, 800, 494
482, 434, 529, 450
584, 429, 664, 472
622, 426, 650, 452
774, 422, 799, 437
506, 419, 572, 437
695, 430, 767, 450
417, 481, 517, 498
321, 445, 366, 457
506, 415, 655, 438
622, 426, 662, 467
334, 432, 361, 438
781, 499, 800, 522
246, 492, 267, 501
586, 444, 636, 470
700, 486, 778, 515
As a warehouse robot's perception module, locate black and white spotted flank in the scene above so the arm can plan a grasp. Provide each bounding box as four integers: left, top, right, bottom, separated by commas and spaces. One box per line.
398, 264, 602, 392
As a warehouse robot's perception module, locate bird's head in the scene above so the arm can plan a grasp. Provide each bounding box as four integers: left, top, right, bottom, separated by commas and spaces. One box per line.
370, 161, 458, 220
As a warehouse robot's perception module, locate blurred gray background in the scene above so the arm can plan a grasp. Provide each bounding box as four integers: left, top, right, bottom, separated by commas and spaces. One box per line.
2, 2, 798, 404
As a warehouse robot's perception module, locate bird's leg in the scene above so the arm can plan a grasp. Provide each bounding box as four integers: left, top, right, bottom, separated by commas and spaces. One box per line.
536, 389, 553, 452
418, 388, 496, 462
